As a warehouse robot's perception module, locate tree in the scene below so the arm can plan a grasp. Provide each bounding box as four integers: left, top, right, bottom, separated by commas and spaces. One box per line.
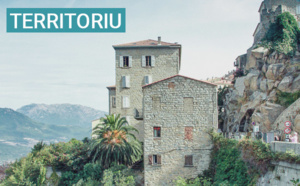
89, 114, 143, 168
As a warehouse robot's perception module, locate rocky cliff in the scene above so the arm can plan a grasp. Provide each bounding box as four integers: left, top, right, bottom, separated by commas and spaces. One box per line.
221, 46, 299, 135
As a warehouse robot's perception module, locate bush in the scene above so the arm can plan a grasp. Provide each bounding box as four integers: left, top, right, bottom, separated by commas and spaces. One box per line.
276, 90, 300, 107
261, 12, 300, 56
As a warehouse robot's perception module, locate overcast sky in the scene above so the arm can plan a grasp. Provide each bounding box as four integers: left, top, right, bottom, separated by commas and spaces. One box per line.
0, 0, 262, 112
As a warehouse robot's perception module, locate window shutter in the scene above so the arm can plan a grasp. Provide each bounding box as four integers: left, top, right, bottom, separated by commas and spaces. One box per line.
148, 75, 152, 84
151, 56, 155, 66
129, 56, 132, 67
126, 96, 130, 108
148, 155, 152, 165
142, 56, 146, 67
119, 56, 123, 67
144, 76, 149, 85
122, 76, 126, 87
157, 155, 161, 165
297, 5, 300, 14
122, 96, 126, 108
126, 116, 130, 124
126, 76, 130, 87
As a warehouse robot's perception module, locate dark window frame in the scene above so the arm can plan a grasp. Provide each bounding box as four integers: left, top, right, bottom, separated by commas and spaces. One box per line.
146, 56, 152, 66
184, 155, 193, 167
112, 96, 116, 108
123, 56, 129, 67
153, 127, 161, 138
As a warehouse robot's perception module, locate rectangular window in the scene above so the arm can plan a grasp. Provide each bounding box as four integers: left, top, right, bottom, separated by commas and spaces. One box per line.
142, 56, 155, 67
149, 154, 161, 165
146, 56, 151, 66
144, 75, 152, 85
185, 127, 193, 141
152, 96, 161, 110
122, 76, 130, 88
184, 97, 193, 113
112, 96, 116, 108
123, 56, 129, 67
122, 96, 130, 108
184, 155, 193, 166
154, 127, 161, 137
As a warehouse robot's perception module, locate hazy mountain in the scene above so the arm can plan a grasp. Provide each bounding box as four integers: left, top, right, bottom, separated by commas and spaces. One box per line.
0, 108, 92, 164
17, 103, 107, 128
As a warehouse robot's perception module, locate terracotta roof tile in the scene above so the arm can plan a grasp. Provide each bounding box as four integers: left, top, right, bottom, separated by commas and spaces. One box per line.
113, 39, 181, 48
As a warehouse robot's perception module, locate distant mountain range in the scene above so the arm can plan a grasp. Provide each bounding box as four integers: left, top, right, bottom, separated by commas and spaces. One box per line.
0, 104, 107, 164
17, 103, 106, 128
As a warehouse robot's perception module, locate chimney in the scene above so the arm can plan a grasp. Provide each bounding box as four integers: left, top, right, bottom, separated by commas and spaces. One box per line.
158, 36, 161, 45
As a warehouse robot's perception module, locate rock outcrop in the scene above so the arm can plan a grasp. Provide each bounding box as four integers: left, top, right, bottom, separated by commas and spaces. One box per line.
221, 46, 300, 134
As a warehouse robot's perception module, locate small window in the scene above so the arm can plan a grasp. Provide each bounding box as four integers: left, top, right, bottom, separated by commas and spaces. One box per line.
122, 96, 130, 108
184, 155, 193, 167
122, 76, 130, 88
112, 96, 116, 108
185, 127, 193, 141
154, 127, 161, 137
149, 154, 161, 165
184, 97, 193, 113
123, 56, 129, 67
144, 75, 152, 85
146, 56, 151, 66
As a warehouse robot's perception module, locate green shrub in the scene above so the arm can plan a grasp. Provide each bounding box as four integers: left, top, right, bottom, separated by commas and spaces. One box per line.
276, 90, 300, 107
261, 12, 300, 56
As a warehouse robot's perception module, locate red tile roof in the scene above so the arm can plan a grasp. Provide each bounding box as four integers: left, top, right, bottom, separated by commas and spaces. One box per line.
142, 74, 217, 88
106, 85, 116, 89
113, 39, 181, 48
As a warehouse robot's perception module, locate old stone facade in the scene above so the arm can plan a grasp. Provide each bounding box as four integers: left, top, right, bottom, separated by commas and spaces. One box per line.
143, 75, 218, 185
107, 38, 181, 140
253, 0, 300, 44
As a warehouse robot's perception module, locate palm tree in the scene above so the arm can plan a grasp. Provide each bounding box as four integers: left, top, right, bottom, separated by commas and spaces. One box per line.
90, 114, 143, 168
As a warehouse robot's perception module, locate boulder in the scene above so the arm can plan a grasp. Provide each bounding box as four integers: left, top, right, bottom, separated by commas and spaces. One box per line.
262, 64, 268, 74
252, 102, 284, 132
260, 79, 268, 92
291, 74, 300, 92
244, 70, 260, 88
267, 89, 277, 102
267, 79, 275, 91
277, 76, 293, 92
265, 64, 285, 80
234, 77, 246, 96
251, 47, 269, 59
295, 115, 300, 132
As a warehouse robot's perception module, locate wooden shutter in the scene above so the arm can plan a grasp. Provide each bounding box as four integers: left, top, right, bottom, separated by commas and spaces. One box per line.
142, 56, 146, 67
125, 116, 130, 124
122, 76, 126, 87
122, 96, 126, 108
144, 76, 149, 85
148, 75, 152, 84
119, 56, 123, 67
157, 155, 161, 165
151, 55, 155, 66
185, 127, 193, 141
148, 155, 152, 165
126, 96, 130, 108
126, 76, 130, 87
185, 155, 193, 166
129, 56, 132, 67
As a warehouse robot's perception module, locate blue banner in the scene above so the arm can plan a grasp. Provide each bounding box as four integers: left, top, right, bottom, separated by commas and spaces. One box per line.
7, 8, 126, 33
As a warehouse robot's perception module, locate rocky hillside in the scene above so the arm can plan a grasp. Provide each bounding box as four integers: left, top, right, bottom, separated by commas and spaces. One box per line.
221, 13, 300, 136
17, 104, 106, 128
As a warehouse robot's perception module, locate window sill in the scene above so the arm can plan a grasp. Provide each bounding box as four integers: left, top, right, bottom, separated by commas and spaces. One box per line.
184, 165, 194, 167
152, 164, 161, 167
143, 66, 154, 68
120, 67, 131, 69
154, 137, 161, 140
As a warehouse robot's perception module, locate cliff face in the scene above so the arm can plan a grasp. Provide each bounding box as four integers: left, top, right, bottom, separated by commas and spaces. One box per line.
221, 46, 300, 135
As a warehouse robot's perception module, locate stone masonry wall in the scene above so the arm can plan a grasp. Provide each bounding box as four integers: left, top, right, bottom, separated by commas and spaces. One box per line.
143, 76, 218, 185
113, 47, 180, 140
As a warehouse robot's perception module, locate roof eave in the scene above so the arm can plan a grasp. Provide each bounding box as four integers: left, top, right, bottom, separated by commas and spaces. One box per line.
112, 45, 181, 49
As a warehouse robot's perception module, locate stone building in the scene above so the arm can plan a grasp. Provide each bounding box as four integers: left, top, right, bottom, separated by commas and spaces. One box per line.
107, 37, 181, 140
142, 75, 218, 185
95, 37, 218, 185
253, 0, 300, 44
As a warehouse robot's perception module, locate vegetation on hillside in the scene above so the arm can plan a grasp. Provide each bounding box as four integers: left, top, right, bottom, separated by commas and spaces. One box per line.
276, 90, 300, 107
0, 114, 143, 186
261, 12, 300, 56
175, 132, 300, 186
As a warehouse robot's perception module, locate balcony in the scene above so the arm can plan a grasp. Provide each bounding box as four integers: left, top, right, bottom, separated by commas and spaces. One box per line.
134, 109, 143, 120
